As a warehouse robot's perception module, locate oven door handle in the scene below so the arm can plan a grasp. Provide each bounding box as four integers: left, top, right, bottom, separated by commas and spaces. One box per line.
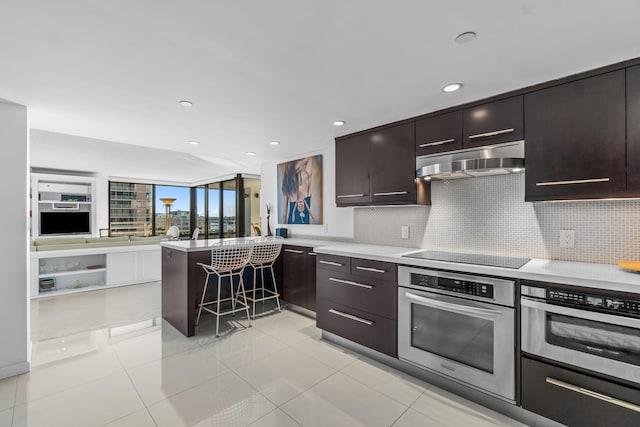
521, 297, 640, 329
405, 292, 503, 318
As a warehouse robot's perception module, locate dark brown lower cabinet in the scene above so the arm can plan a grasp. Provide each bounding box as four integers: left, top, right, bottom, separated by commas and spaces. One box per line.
522, 357, 640, 427
280, 245, 316, 312
316, 255, 397, 357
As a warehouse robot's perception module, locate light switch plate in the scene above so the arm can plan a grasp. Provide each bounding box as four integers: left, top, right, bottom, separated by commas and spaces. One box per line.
401, 225, 409, 239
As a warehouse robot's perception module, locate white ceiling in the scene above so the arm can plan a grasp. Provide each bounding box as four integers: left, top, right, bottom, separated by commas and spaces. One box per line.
3, 1, 640, 182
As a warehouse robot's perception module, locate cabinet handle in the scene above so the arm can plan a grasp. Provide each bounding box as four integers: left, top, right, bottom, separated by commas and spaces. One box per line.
356, 266, 386, 274
319, 260, 344, 267
545, 377, 640, 413
328, 277, 374, 289
468, 128, 514, 139
308, 252, 317, 256
419, 138, 455, 148
328, 309, 374, 326
284, 249, 304, 254
535, 178, 610, 186
337, 194, 366, 198
373, 191, 408, 197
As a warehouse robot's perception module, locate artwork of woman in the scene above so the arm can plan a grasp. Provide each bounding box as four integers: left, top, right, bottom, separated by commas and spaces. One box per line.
278, 155, 322, 225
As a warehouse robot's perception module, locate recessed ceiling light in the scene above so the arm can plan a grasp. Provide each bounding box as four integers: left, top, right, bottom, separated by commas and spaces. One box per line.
179, 100, 193, 107
246, 152, 256, 156
332, 120, 346, 126
269, 141, 280, 146
188, 141, 200, 145
455, 31, 477, 44
442, 83, 463, 93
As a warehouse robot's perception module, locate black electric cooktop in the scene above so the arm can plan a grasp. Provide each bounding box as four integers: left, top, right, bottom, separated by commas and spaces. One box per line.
403, 250, 531, 269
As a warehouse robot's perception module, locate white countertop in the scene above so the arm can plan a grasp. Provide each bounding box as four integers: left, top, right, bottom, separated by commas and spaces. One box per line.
162, 238, 640, 293
161, 237, 337, 252
313, 243, 640, 294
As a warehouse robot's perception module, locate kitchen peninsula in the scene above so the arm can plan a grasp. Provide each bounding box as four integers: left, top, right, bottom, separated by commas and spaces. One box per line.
161, 237, 327, 337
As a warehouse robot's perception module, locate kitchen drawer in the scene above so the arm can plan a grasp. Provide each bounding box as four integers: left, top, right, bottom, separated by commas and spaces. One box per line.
317, 269, 397, 319
522, 357, 640, 427
351, 258, 397, 282
316, 254, 351, 274
316, 299, 397, 357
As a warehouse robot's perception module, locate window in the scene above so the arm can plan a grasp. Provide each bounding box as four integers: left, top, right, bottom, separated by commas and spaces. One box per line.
109, 182, 152, 236
155, 185, 190, 237
108, 175, 259, 238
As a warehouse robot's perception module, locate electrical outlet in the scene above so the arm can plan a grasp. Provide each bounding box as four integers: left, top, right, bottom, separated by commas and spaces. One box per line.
401, 225, 409, 240
559, 229, 575, 248
323, 223, 328, 233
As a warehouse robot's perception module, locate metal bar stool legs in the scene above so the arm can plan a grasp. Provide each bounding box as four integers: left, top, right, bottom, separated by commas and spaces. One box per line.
246, 237, 283, 319
196, 243, 253, 337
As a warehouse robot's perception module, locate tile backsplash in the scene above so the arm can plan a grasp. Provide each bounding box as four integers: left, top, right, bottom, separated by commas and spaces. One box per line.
353, 174, 640, 265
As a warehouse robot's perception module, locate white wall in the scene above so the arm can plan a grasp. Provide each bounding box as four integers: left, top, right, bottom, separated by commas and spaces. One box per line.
260, 141, 354, 239
0, 100, 30, 379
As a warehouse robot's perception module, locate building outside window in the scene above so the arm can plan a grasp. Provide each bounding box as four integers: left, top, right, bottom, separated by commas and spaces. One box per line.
108, 182, 152, 236
108, 175, 259, 239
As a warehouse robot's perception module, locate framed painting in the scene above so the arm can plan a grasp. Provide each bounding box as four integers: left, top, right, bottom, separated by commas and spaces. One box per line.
277, 155, 323, 224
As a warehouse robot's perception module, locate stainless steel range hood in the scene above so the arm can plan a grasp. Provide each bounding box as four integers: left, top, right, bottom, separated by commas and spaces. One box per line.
416, 141, 525, 180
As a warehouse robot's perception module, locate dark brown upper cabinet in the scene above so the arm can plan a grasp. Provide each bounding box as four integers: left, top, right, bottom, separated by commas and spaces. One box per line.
336, 122, 430, 206
627, 65, 640, 194
524, 70, 626, 201
415, 110, 463, 156
335, 132, 371, 206
463, 96, 524, 147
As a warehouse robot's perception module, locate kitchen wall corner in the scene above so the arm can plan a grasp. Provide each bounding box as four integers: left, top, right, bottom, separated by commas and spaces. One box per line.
259, 141, 355, 239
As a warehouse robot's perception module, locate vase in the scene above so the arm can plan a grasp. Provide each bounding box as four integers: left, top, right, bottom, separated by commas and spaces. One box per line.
266, 214, 273, 236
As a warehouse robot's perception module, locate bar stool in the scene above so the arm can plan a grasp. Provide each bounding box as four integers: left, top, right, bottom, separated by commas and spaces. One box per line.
196, 241, 253, 337
245, 237, 283, 319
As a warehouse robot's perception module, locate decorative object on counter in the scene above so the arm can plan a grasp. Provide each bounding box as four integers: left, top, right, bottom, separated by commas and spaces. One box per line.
275, 227, 288, 238
266, 202, 273, 236
277, 155, 323, 224
617, 260, 640, 272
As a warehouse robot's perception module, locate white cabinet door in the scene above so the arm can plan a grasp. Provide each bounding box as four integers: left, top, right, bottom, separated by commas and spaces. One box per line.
140, 249, 161, 282
107, 252, 138, 285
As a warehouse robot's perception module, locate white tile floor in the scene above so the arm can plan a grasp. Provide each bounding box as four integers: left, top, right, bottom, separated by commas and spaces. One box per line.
0, 282, 533, 426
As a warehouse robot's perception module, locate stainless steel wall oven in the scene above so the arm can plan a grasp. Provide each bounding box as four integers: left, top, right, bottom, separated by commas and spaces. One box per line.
521, 282, 640, 386
398, 266, 516, 402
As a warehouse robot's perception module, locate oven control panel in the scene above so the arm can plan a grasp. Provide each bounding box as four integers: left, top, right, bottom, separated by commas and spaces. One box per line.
410, 273, 494, 299
547, 289, 640, 315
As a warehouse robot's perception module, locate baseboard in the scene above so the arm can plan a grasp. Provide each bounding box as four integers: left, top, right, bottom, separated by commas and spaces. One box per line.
0, 360, 30, 380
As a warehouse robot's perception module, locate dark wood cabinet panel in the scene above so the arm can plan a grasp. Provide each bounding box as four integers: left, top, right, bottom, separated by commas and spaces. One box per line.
351, 258, 397, 282
627, 65, 640, 193
336, 122, 429, 206
316, 254, 351, 274
335, 134, 371, 206
281, 245, 316, 311
463, 96, 523, 147
316, 299, 397, 357
316, 255, 398, 357
524, 70, 626, 201
522, 357, 640, 427
305, 252, 317, 311
370, 122, 418, 204
317, 269, 396, 319
416, 111, 463, 156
